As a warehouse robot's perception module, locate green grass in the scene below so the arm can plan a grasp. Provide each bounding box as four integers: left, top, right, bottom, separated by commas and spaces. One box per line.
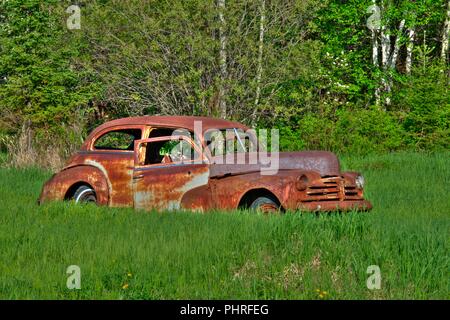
0, 151, 7, 166
0, 152, 448, 299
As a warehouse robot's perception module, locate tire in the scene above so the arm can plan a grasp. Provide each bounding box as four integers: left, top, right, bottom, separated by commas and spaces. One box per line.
72, 185, 97, 204
249, 196, 280, 213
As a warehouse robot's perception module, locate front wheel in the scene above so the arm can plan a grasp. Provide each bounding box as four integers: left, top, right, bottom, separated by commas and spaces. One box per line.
73, 185, 97, 204
249, 196, 280, 213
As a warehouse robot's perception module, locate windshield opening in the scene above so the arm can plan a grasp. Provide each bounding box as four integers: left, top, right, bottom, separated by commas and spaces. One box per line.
204, 128, 258, 157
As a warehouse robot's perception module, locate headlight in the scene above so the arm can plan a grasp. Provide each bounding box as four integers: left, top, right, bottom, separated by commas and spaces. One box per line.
356, 175, 365, 189
296, 174, 309, 191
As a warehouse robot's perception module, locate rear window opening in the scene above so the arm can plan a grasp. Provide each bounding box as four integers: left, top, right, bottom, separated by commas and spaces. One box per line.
94, 129, 142, 151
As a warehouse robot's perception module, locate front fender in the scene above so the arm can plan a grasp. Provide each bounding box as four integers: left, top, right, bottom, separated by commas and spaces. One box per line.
38, 165, 110, 205
211, 171, 300, 210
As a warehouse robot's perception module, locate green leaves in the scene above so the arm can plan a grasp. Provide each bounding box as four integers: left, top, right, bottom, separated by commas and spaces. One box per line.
0, 0, 101, 134
0, 0, 448, 158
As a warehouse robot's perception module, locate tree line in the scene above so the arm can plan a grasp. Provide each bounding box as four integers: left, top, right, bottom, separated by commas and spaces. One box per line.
0, 0, 448, 167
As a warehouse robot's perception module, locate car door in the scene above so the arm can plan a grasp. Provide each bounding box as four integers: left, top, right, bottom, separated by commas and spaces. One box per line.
132, 135, 210, 211
83, 125, 147, 207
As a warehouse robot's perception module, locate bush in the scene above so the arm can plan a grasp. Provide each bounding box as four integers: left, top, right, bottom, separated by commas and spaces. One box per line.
394, 62, 450, 151
279, 108, 404, 155
0, 0, 101, 138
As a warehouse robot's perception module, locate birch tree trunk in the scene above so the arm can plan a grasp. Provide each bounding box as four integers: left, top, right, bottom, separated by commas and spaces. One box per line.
381, 25, 391, 69
372, 22, 381, 104
389, 19, 405, 69
372, 30, 379, 66
367, 0, 382, 105
441, 0, 450, 62
379, 2, 390, 107
251, 0, 266, 126
406, 28, 415, 74
368, 0, 380, 66
218, 0, 228, 118
381, 19, 403, 106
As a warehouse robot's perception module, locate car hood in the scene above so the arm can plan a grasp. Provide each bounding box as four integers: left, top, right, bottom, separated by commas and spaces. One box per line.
209, 151, 340, 177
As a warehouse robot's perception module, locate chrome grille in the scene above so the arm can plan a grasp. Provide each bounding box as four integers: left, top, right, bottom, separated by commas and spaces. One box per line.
304, 176, 362, 202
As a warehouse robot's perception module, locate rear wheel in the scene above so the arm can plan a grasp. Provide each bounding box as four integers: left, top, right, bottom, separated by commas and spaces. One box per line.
72, 185, 97, 204
249, 196, 280, 213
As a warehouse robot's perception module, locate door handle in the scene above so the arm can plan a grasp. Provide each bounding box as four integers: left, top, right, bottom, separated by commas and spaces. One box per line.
133, 174, 144, 180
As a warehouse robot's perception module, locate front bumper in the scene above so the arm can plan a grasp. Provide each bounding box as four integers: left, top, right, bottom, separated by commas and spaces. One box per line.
297, 200, 372, 212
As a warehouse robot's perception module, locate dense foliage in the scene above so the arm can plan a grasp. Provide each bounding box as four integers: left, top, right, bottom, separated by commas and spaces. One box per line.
0, 0, 448, 161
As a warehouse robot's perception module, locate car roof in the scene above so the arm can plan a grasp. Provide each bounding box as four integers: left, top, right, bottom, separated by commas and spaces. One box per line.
90, 115, 250, 135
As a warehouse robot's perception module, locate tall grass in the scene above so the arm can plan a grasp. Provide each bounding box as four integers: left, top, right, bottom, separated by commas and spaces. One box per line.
0, 152, 448, 299
1, 121, 85, 171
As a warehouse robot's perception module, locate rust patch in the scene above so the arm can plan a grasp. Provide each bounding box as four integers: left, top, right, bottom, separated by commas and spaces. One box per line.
133, 164, 210, 211
39, 165, 109, 205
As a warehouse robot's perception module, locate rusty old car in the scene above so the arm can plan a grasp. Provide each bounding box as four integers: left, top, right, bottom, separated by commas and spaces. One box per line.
38, 116, 372, 212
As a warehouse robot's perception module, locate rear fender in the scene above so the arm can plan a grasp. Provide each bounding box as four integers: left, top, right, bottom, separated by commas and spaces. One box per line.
39, 165, 110, 205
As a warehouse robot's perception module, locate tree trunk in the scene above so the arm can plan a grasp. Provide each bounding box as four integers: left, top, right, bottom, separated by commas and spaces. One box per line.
406, 28, 415, 74
380, 0, 392, 69
379, 1, 391, 107
251, 0, 266, 126
372, 1, 380, 104
218, 0, 228, 119
389, 19, 405, 69
372, 30, 379, 67
372, 25, 381, 104
368, 0, 380, 66
367, 0, 381, 104
381, 25, 391, 69
441, 0, 450, 62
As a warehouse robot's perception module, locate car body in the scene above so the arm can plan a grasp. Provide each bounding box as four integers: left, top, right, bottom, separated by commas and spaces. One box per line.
38, 116, 372, 212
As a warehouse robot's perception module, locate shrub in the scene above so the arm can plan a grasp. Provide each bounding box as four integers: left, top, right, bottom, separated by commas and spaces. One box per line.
393, 62, 450, 151
279, 108, 404, 155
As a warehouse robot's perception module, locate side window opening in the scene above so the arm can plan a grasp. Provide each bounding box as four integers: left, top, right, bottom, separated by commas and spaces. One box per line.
148, 128, 174, 139
141, 138, 200, 166
94, 129, 142, 151
149, 127, 201, 146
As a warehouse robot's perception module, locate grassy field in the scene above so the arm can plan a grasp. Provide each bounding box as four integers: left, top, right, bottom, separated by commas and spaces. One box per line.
0, 152, 448, 299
